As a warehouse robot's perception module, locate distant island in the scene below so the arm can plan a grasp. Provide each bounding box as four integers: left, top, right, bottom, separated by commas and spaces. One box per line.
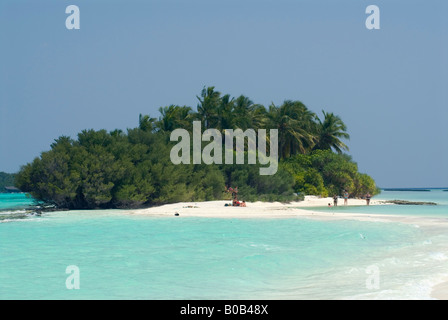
0, 172, 17, 193
15, 87, 379, 210
383, 188, 431, 192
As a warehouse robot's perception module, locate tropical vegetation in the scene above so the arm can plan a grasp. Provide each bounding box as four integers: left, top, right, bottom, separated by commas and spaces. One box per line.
15, 87, 380, 209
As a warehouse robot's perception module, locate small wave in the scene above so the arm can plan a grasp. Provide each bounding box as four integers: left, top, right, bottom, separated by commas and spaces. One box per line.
0, 209, 28, 215
346, 277, 441, 300
429, 252, 448, 261
0, 210, 41, 222
248, 243, 282, 251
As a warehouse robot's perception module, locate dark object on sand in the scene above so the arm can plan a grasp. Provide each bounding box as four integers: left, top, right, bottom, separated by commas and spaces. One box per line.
174, 212, 179, 216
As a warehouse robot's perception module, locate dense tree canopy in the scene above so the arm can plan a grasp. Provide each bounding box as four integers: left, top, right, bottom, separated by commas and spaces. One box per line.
15, 87, 379, 209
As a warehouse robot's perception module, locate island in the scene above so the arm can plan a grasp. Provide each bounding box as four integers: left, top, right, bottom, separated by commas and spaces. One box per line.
15, 87, 379, 210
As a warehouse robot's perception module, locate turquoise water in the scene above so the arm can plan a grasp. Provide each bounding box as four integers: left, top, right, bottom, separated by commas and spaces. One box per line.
308, 189, 448, 218
0, 193, 37, 221
0, 193, 35, 211
1, 190, 448, 299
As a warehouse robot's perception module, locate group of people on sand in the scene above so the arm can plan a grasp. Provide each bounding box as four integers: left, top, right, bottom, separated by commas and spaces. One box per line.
329, 190, 371, 207
225, 186, 246, 207
232, 200, 246, 207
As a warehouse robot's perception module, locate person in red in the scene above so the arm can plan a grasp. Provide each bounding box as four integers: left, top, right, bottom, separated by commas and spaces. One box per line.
227, 186, 240, 206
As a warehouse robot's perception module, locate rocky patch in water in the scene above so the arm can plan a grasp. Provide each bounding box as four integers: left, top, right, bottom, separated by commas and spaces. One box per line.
381, 200, 437, 206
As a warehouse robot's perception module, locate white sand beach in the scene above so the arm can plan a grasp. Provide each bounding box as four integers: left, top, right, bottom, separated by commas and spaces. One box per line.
125, 196, 448, 300
126, 196, 384, 219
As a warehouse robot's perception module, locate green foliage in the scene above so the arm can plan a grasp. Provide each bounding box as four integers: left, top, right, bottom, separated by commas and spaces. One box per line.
15, 86, 378, 208
353, 173, 381, 197
0, 172, 16, 191
280, 150, 379, 198
281, 155, 328, 197
220, 160, 295, 202
313, 111, 350, 153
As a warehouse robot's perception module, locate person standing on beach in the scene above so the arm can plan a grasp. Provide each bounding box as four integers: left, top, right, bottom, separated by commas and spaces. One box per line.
365, 192, 371, 205
343, 190, 349, 205
226, 186, 239, 206
333, 194, 338, 206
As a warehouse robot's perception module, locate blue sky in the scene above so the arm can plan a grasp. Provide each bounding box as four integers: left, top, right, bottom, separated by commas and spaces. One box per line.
1, 0, 447, 187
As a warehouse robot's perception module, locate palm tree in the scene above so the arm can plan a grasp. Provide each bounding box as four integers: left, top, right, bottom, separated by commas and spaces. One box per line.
232, 95, 254, 130
196, 86, 221, 129
231, 95, 268, 131
250, 104, 268, 130
266, 100, 316, 159
215, 94, 235, 131
138, 114, 157, 132
157, 105, 194, 132
313, 110, 350, 153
